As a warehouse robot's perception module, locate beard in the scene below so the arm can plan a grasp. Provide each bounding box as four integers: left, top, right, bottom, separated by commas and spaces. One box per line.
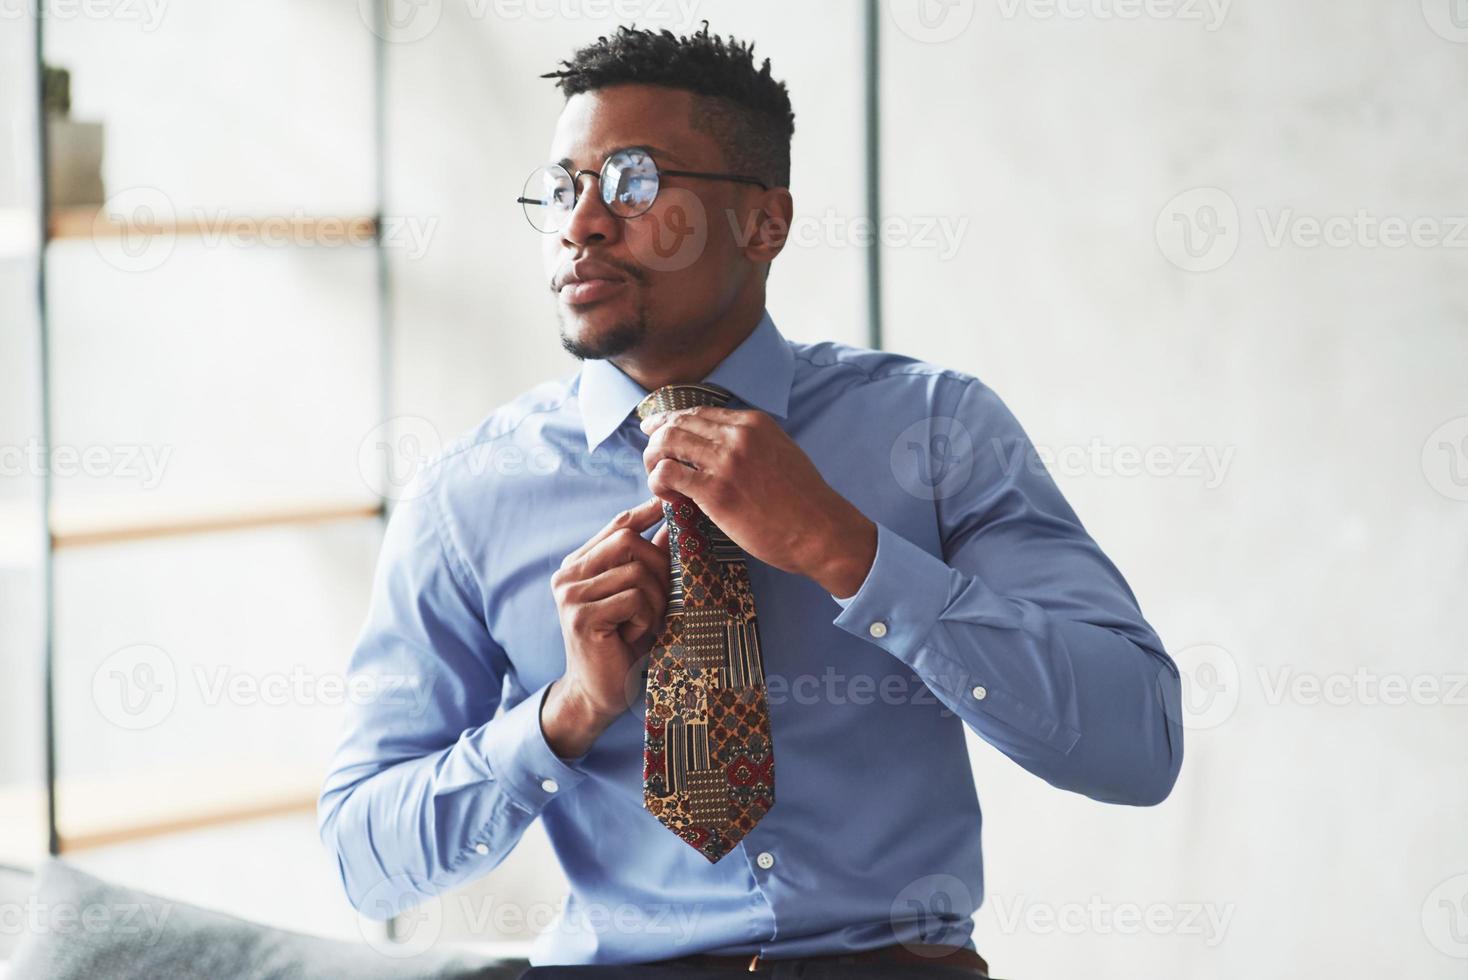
558, 309, 649, 361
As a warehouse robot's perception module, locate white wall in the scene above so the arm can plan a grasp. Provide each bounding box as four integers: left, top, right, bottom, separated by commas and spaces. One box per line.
879, 2, 1468, 977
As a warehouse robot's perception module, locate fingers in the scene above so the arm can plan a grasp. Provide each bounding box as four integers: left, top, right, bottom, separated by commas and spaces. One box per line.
564, 557, 666, 614
648, 455, 713, 501
643, 423, 721, 477
584, 587, 658, 644
567, 528, 669, 596
563, 496, 665, 566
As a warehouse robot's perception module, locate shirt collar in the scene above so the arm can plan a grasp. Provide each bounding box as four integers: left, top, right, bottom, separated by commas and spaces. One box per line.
577, 309, 794, 452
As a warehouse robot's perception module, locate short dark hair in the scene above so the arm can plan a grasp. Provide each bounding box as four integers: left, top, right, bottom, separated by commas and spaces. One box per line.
542, 23, 796, 189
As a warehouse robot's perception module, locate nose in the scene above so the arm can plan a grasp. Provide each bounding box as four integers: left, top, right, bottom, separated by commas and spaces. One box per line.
561, 171, 622, 249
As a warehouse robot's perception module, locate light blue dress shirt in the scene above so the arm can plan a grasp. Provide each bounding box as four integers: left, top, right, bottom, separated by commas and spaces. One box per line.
318, 310, 1183, 966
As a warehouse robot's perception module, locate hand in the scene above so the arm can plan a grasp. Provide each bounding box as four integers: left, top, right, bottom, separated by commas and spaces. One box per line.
640, 406, 877, 598
542, 497, 671, 759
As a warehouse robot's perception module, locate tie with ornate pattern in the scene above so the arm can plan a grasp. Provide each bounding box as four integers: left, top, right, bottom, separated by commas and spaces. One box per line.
635, 383, 776, 863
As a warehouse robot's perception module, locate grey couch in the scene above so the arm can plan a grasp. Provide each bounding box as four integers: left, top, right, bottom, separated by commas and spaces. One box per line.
0, 860, 531, 980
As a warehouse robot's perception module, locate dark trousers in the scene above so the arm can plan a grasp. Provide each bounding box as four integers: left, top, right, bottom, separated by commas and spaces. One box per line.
519, 961, 989, 979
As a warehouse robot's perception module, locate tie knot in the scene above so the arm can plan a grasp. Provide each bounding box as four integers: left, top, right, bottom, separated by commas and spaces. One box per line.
635, 383, 733, 421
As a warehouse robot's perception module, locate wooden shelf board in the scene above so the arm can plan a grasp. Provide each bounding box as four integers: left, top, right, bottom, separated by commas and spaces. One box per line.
48, 207, 378, 244
49, 497, 384, 549
0, 766, 326, 857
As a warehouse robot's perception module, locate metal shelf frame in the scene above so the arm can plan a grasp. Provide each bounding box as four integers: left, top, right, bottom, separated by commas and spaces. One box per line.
30, 4, 393, 856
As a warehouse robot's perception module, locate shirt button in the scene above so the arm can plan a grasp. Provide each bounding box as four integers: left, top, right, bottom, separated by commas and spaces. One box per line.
541, 778, 560, 793
868, 621, 889, 639
474, 843, 489, 855
972, 685, 988, 701
756, 851, 775, 870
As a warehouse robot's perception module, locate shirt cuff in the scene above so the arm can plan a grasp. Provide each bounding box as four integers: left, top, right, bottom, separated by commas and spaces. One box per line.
830, 522, 954, 662
475, 681, 590, 813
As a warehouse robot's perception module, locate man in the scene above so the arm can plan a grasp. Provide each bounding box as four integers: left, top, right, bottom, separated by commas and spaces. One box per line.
319, 24, 1183, 979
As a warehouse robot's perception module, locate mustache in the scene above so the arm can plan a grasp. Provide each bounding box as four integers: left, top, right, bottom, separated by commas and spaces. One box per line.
550, 257, 649, 291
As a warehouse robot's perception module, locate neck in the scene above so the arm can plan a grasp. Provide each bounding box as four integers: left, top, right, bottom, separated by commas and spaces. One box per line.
612, 297, 765, 392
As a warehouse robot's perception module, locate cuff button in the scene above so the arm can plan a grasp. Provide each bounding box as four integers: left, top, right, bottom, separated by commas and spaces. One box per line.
474, 843, 489, 855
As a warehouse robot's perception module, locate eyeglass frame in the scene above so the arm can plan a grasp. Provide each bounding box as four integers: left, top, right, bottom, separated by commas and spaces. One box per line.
515, 146, 771, 233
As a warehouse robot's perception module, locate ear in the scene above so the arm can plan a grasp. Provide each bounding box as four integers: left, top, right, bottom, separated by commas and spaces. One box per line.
737, 187, 795, 266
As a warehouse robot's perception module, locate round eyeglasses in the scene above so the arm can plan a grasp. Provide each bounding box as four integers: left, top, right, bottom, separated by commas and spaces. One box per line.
517, 147, 769, 234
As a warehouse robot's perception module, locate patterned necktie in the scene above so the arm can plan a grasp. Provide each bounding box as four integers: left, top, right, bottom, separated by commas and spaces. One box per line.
635, 383, 776, 863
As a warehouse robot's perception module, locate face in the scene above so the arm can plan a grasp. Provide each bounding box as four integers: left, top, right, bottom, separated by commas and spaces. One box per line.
539, 84, 772, 362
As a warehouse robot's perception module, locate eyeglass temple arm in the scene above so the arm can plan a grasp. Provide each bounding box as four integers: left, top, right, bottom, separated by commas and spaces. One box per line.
661, 169, 770, 191
515, 170, 770, 206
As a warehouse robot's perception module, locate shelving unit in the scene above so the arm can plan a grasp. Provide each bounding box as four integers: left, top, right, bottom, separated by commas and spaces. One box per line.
29, 6, 393, 856
49, 206, 379, 243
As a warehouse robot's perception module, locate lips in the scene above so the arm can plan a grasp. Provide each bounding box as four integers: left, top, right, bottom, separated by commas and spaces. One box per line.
561, 278, 626, 305
556, 260, 633, 306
